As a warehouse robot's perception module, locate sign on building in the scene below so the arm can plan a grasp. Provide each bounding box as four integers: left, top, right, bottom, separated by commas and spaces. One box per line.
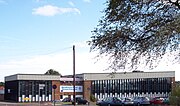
39, 84, 45, 89
60, 86, 83, 92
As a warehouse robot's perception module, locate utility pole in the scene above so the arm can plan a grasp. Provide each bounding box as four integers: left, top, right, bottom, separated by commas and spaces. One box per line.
52, 84, 57, 106
73, 45, 76, 106
39, 86, 40, 106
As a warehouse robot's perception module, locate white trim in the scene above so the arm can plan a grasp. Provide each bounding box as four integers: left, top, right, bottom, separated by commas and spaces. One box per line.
100, 93, 102, 99
46, 97, 48, 101
36, 95, 38, 102
49, 95, 51, 101
32, 97, 35, 102
60, 78, 83, 81
83, 71, 175, 80
29, 95, 32, 102
5, 74, 61, 81
39, 97, 42, 102
25, 97, 28, 102
18, 97, 21, 102
5, 71, 175, 81
42, 95, 45, 101
22, 95, 25, 102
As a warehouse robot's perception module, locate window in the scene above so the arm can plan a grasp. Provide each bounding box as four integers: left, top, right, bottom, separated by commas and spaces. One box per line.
60, 95, 63, 99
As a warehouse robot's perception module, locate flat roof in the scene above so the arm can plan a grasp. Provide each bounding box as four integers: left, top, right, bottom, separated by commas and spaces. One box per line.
76, 71, 175, 80
5, 74, 61, 82
5, 74, 83, 82
5, 71, 175, 81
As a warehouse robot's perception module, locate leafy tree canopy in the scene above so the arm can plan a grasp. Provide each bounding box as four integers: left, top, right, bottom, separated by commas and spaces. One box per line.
44, 69, 61, 75
170, 85, 180, 105
0, 82, 4, 86
164, 0, 180, 9
89, 0, 180, 71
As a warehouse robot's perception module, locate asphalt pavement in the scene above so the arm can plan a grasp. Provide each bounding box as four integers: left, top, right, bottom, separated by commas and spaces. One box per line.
0, 101, 97, 106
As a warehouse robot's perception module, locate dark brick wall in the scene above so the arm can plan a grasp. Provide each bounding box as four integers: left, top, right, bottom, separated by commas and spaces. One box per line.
52, 80, 60, 100
0, 94, 4, 101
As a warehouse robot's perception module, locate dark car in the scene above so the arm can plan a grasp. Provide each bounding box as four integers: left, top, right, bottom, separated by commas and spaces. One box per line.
133, 96, 150, 106
62, 97, 72, 102
96, 97, 123, 106
162, 97, 170, 105
72, 97, 89, 105
150, 97, 164, 105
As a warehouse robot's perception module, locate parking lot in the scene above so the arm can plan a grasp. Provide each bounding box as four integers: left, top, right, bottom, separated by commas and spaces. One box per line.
0, 101, 172, 106
0, 101, 97, 106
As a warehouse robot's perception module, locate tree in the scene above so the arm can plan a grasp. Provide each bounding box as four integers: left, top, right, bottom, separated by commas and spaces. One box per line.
169, 85, 180, 105
89, 0, 180, 71
44, 69, 61, 75
165, 0, 180, 9
0, 82, 4, 86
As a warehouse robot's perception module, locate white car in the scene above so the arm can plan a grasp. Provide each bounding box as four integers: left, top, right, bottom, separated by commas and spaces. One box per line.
120, 97, 134, 106
133, 96, 150, 106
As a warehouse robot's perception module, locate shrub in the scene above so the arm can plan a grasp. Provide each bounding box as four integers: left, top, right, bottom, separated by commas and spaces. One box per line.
90, 94, 97, 102
169, 86, 180, 105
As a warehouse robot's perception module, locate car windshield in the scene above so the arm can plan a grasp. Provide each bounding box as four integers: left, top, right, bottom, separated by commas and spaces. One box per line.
120, 97, 132, 101
114, 97, 122, 101
125, 98, 132, 101
74, 97, 83, 101
142, 97, 149, 101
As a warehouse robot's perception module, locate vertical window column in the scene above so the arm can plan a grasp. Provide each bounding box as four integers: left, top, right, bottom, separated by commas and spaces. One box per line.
18, 81, 22, 102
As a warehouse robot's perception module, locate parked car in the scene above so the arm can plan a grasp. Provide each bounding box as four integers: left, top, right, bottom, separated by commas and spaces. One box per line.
133, 96, 150, 106
150, 97, 164, 105
72, 97, 89, 105
96, 98, 105, 105
121, 97, 134, 106
96, 97, 123, 106
62, 97, 72, 102
162, 97, 170, 105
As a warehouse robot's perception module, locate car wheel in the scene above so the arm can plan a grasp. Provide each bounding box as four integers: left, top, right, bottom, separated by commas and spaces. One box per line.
137, 103, 140, 106
75, 102, 78, 105
86, 102, 89, 105
108, 103, 111, 106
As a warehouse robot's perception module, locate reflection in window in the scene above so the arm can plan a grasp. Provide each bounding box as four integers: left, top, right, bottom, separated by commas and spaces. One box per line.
91, 77, 172, 96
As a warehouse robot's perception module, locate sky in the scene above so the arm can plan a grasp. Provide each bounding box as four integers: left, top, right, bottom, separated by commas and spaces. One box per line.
0, 0, 179, 82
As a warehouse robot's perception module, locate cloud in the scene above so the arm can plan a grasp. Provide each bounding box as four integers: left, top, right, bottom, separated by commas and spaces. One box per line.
32, 5, 80, 16
1, 42, 179, 82
36, 0, 41, 2
83, 0, 91, 3
0, 49, 109, 81
68, 1, 75, 7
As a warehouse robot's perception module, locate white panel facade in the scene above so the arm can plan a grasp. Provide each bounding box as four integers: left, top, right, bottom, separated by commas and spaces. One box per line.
18, 74, 60, 81
82, 71, 175, 80
5, 74, 17, 82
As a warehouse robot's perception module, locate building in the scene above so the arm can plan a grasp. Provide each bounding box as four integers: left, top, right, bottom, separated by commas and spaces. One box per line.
0, 86, 4, 101
4, 71, 175, 102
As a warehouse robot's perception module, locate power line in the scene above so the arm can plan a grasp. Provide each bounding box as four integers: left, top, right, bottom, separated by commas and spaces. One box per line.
2, 46, 73, 60
39, 46, 72, 55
